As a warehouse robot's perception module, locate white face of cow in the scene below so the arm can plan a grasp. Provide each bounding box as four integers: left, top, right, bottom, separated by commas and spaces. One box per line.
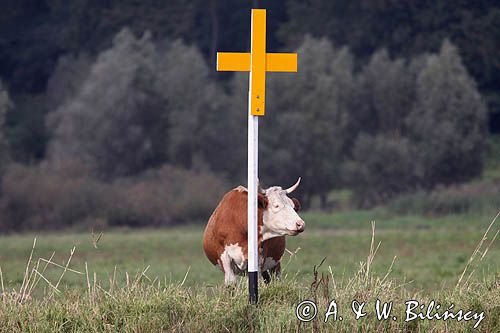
261, 179, 305, 241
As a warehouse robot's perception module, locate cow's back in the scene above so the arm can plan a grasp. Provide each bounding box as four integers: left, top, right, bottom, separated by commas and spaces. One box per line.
203, 189, 248, 265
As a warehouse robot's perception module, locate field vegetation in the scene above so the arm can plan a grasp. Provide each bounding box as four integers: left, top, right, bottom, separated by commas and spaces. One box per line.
0, 140, 499, 332
0, 2, 499, 331
0, 205, 498, 331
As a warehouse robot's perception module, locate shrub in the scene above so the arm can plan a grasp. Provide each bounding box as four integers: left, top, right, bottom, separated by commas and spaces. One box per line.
46, 29, 224, 180
388, 180, 500, 216
344, 134, 417, 207
344, 40, 488, 207
107, 165, 228, 227
0, 161, 228, 232
0, 160, 110, 231
0, 79, 11, 170
407, 40, 488, 188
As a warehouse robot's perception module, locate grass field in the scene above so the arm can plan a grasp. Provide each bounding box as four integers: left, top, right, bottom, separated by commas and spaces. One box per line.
1, 210, 499, 292
0, 208, 499, 331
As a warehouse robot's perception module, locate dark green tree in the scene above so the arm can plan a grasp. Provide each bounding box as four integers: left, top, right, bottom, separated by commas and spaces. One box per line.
281, 0, 500, 121
0, 79, 11, 167
344, 50, 418, 205
407, 40, 488, 187
344, 134, 416, 207
345, 40, 488, 205
46, 28, 233, 179
261, 37, 355, 207
353, 49, 416, 137
46, 53, 93, 109
47, 29, 164, 178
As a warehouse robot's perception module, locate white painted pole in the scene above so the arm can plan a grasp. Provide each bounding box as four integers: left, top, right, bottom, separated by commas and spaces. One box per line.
216, 8, 296, 305
247, 88, 259, 305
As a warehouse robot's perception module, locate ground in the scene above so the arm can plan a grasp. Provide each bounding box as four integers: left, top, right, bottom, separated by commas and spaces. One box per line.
1, 210, 498, 291
0, 209, 499, 331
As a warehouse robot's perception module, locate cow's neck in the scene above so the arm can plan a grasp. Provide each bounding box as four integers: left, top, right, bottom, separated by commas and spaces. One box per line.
261, 229, 283, 241
260, 213, 282, 241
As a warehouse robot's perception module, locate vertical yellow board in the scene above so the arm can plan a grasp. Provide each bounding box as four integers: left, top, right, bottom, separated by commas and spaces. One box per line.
250, 9, 266, 116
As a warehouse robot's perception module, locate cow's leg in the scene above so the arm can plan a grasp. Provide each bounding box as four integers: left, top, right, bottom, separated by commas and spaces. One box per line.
269, 262, 281, 280
220, 251, 236, 284
221, 244, 246, 284
262, 261, 281, 284
262, 270, 271, 284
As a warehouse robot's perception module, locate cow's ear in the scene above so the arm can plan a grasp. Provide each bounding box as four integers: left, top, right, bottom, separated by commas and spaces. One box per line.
292, 198, 301, 212
258, 194, 268, 209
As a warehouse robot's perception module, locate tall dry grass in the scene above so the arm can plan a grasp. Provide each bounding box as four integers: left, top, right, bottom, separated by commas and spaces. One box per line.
0, 212, 498, 332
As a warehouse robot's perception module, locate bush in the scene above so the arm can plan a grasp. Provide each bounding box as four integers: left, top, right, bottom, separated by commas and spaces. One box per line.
344, 134, 417, 207
344, 40, 488, 207
407, 40, 488, 188
46, 29, 225, 180
261, 37, 355, 208
0, 161, 228, 232
0, 160, 110, 231
108, 165, 228, 227
0, 79, 11, 169
388, 180, 500, 216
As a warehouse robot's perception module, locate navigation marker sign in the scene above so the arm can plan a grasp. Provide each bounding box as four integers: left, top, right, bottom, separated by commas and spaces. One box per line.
216, 9, 298, 304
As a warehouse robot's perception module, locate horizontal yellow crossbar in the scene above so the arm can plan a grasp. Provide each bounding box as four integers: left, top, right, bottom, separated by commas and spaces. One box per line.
217, 52, 249, 71
217, 52, 297, 72
267, 53, 297, 72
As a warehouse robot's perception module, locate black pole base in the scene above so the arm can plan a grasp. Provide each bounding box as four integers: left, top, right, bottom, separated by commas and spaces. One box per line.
249, 271, 258, 305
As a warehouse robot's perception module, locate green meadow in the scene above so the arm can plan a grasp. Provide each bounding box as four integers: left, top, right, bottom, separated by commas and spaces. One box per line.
1, 210, 499, 292
0, 208, 499, 332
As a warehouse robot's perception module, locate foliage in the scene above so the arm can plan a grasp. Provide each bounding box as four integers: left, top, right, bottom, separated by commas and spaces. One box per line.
0, 13, 494, 223
2, 274, 497, 332
344, 134, 416, 207
0, 160, 227, 232
0, 79, 11, 121
344, 40, 488, 206
0, 214, 499, 331
108, 164, 228, 227
4, 32, 490, 225
0, 1, 498, 163
47, 29, 168, 178
0, 160, 110, 231
261, 37, 355, 206
388, 180, 500, 216
0, 79, 10, 168
280, 0, 500, 116
46, 29, 226, 179
407, 40, 489, 188
351, 49, 417, 137
46, 53, 93, 109
5, 93, 49, 162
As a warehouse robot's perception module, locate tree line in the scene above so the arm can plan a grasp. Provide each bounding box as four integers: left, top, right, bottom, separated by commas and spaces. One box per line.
0, 1, 494, 230
1, 1, 498, 132
0, 28, 488, 231
44, 31, 488, 206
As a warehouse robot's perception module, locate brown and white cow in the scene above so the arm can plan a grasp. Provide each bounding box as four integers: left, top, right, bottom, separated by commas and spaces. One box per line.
203, 178, 305, 284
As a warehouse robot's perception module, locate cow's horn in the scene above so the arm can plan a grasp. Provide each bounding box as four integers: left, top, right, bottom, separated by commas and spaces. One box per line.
285, 177, 301, 194
257, 179, 266, 194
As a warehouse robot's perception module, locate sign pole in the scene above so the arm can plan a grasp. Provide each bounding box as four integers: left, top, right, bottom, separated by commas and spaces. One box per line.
247, 112, 258, 304
216, 8, 297, 305
247, 8, 265, 305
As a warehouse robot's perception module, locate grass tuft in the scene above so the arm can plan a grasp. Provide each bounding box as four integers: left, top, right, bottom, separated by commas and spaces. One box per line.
0, 212, 499, 331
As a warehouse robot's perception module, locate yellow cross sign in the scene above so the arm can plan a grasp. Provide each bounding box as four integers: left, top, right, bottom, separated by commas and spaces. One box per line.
216, 9, 297, 116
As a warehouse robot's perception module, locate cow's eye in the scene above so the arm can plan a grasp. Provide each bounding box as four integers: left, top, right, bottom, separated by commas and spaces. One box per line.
273, 203, 280, 209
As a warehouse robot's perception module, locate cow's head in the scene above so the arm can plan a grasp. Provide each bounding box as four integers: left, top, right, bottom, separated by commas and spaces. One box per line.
259, 178, 305, 241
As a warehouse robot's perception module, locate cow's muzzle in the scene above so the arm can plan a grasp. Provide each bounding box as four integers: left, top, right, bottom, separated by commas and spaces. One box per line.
296, 220, 305, 233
